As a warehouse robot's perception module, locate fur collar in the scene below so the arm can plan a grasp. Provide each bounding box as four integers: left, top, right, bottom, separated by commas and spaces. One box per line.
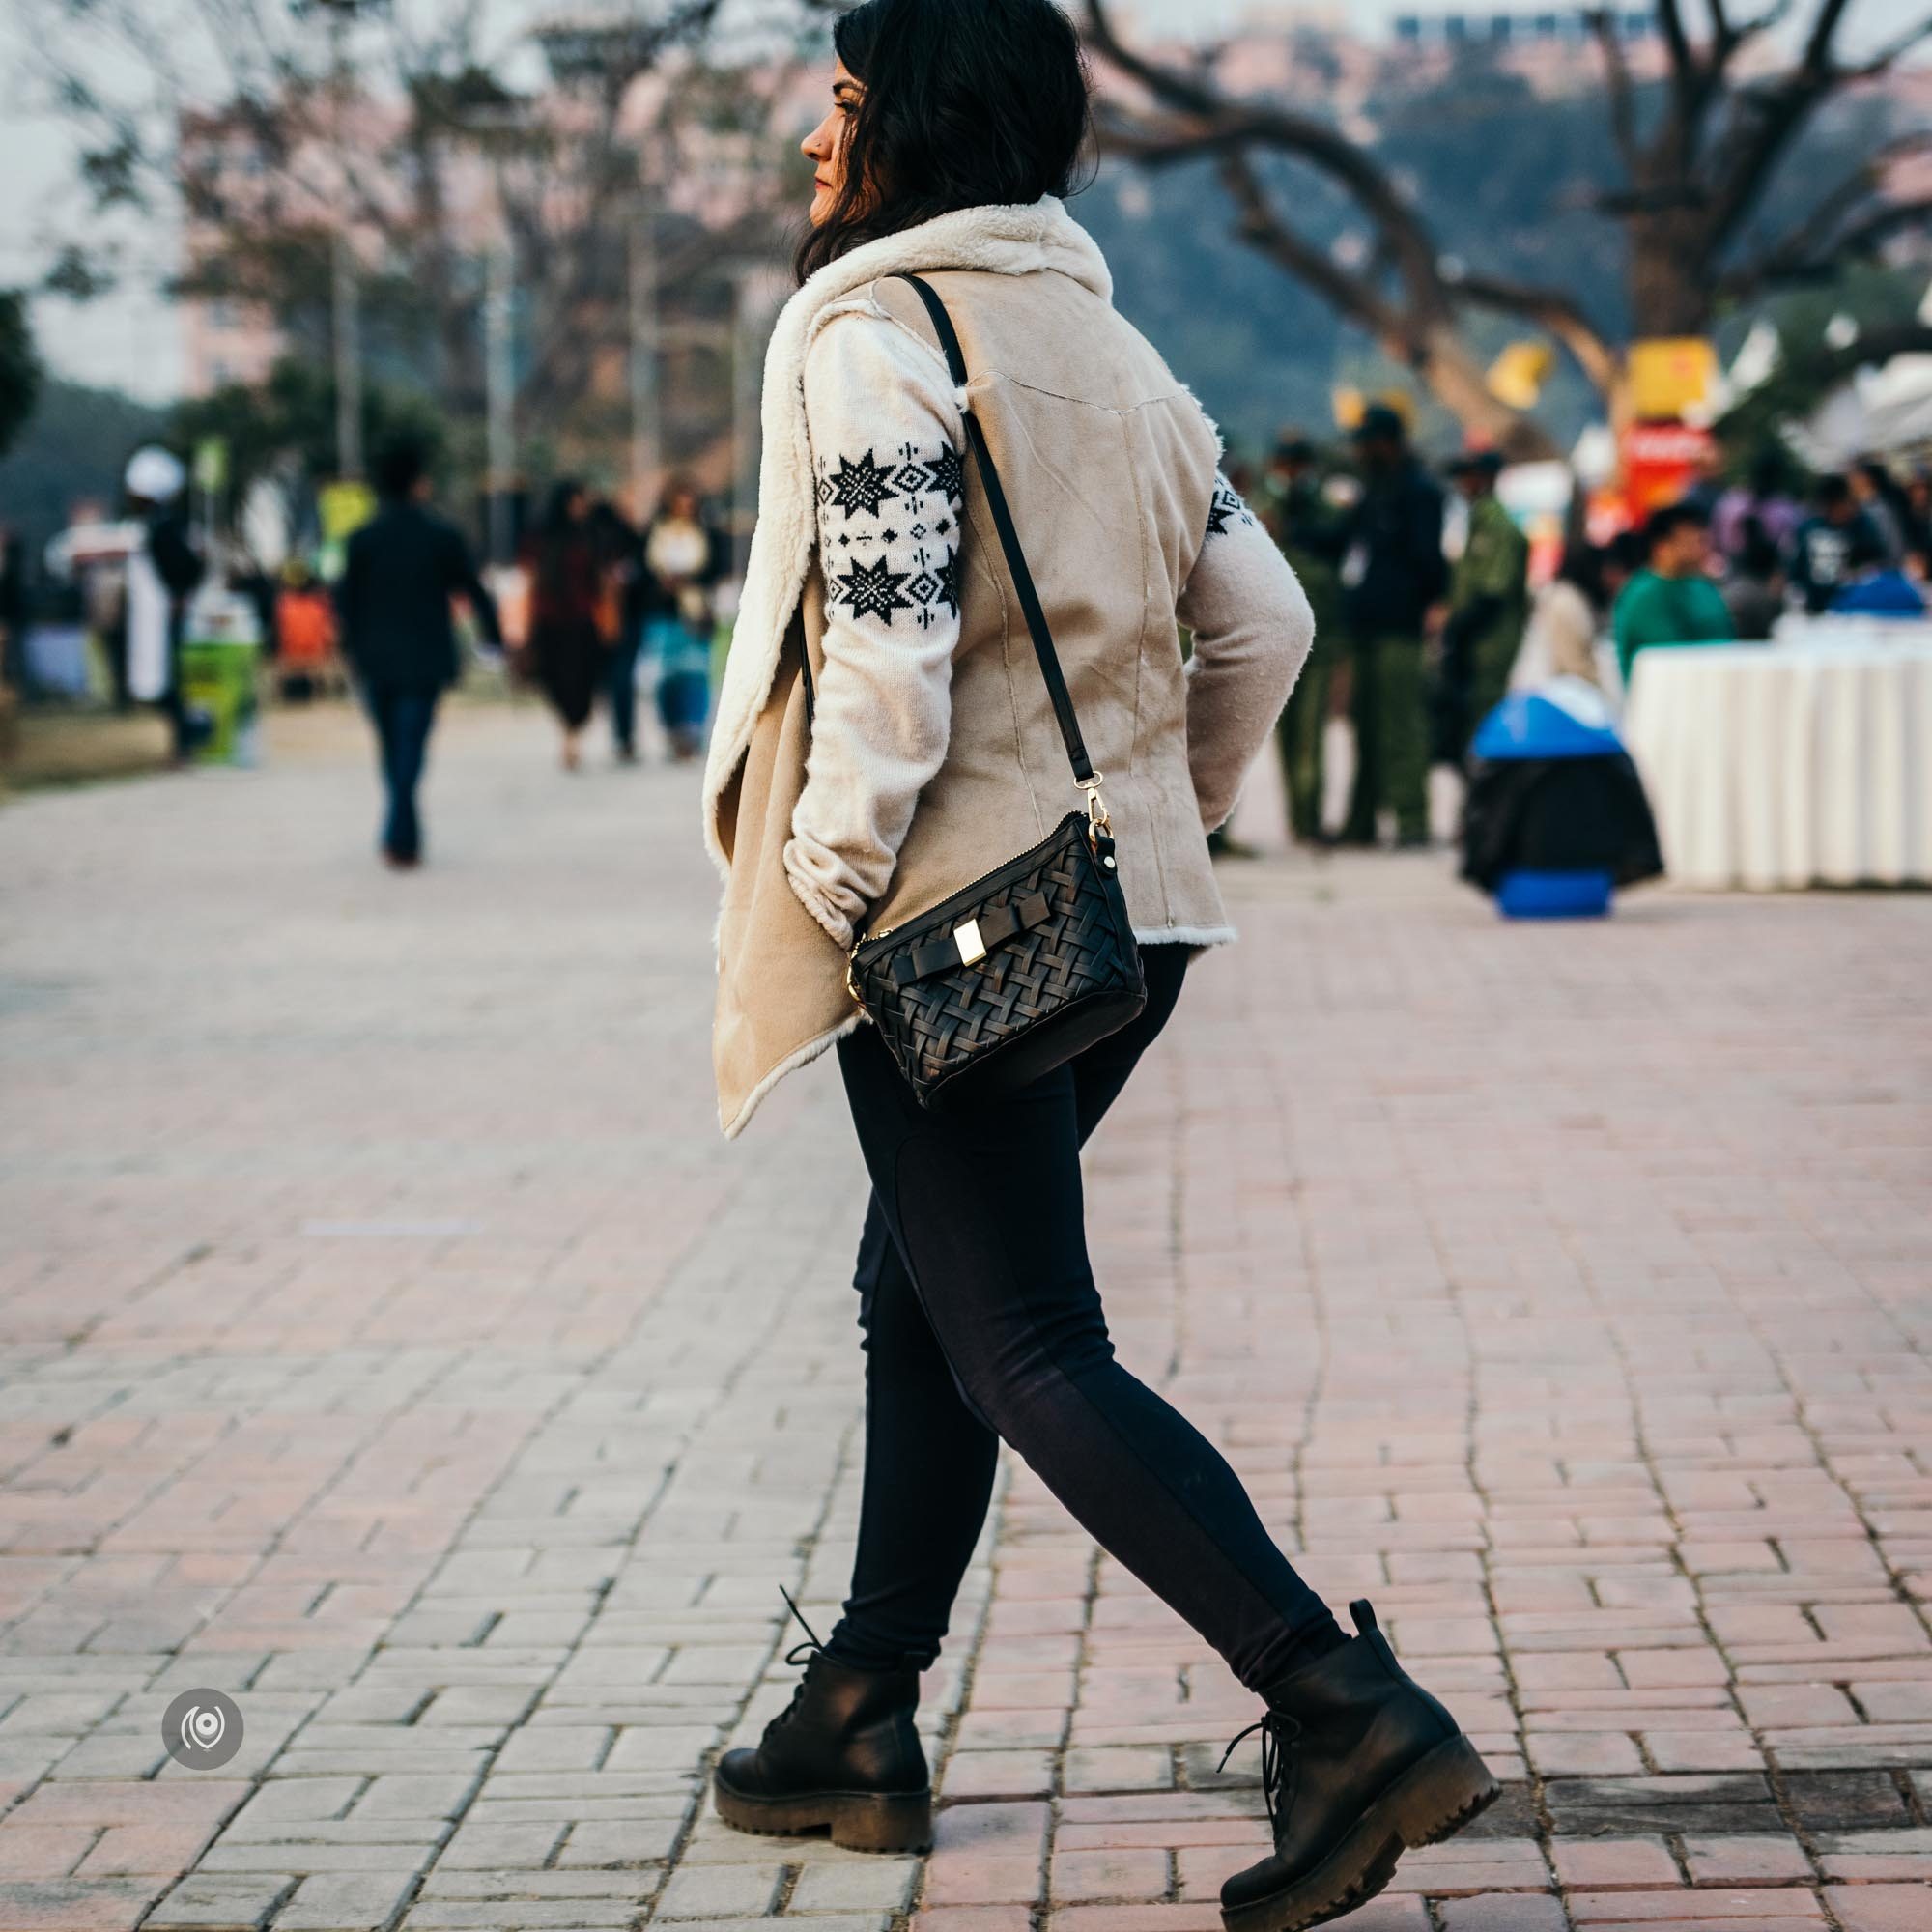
700, 196, 1112, 872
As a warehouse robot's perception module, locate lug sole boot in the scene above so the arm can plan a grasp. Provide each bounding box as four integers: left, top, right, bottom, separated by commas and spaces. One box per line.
712, 1777, 933, 1855
713, 1649, 932, 1856
1219, 1599, 1499, 1932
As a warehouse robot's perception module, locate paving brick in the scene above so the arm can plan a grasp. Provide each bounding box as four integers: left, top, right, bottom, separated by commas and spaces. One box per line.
1436, 1900, 1570, 1932
273, 1870, 418, 1930
0, 1877, 159, 1931
937, 1751, 1054, 1802
1682, 1834, 1812, 1887
907, 1911, 1032, 1932
1048, 1847, 1170, 1901
1049, 1910, 1223, 1931
1829, 1887, 1932, 1932
143, 1873, 295, 1930
1568, 1891, 1829, 1921
786, 1860, 918, 1913
6, 713, 1930, 1932
1551, 1838, 1682, 1890
652, 1862, 783, 1919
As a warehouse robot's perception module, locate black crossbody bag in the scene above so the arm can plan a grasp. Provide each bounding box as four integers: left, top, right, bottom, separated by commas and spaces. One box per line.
800, 271, 1146, 1112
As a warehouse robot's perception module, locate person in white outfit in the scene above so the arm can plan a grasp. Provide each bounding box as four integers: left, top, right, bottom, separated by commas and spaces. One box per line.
121, 447, 205, 763
1510, 542, 1606, 694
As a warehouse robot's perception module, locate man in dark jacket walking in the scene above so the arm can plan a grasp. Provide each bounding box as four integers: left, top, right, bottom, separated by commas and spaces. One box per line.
335, 440, 500, 867
1338, 405, 1446, 845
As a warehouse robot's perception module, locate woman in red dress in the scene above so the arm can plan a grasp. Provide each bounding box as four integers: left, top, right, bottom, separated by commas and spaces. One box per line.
525, 481, 607, 770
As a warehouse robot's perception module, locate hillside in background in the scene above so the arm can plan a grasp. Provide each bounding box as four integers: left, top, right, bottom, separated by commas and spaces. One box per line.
1082, 49, 1919, 464
0, 379, 162, 556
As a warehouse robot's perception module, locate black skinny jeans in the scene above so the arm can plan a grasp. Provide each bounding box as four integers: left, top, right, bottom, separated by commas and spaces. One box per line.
827, 944, 1339, 1693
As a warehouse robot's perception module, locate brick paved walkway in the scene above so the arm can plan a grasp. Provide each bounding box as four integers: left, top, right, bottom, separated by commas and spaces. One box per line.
3, 699, 1930, 1932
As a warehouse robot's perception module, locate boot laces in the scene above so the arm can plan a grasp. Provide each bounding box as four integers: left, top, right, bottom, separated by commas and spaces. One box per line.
773, 1585, 826, 1726
1218, 1709, 1301, 1832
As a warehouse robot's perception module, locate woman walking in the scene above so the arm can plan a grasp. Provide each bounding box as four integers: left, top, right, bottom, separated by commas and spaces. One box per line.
641, 481, 724, 760
1511, 541, 1609, 691
700, 6, 1498, 1928
525, 481, 606, 770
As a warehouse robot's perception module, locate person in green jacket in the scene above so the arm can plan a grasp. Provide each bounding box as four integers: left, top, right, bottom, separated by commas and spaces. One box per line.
1612, 499, 1735, 686
1438, 450, 1529, 753
1257, 432, 1346, 842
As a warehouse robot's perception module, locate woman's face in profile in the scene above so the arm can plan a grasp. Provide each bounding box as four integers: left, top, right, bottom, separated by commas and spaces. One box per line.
801, 59, 863, 228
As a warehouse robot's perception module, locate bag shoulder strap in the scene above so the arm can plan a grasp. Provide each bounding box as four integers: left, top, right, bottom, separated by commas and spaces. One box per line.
892, 271, 1097, 790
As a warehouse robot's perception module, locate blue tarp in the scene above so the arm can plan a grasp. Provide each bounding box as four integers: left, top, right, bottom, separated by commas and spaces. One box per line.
1470, 677, 1625, 763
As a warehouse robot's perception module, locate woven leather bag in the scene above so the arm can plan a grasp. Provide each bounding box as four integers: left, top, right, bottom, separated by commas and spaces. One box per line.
819, 272, 1147, 1112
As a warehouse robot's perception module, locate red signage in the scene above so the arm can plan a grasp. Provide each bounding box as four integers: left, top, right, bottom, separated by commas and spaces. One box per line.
1622, 421, 1715, 522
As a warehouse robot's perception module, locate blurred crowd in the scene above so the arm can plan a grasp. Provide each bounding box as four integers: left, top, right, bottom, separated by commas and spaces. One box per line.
6, 405, 1927, 871
1236, 413, 1932, 849
327, 440, 728, 866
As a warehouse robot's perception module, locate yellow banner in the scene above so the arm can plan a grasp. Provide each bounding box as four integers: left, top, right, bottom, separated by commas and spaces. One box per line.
1488, 342, 1554, 412
1629, 338, 1718, 421
319, 481, 377, 545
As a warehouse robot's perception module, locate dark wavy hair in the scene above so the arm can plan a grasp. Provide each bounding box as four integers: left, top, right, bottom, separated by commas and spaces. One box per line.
796, 0, 1095, 284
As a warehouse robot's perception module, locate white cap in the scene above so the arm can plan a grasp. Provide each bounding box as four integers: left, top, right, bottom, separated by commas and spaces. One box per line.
125, 446, 187, 503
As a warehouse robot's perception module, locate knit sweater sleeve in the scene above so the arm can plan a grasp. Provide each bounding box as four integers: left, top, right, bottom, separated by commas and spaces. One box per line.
1178, 476, 1317, 833
784, 302, 969, 949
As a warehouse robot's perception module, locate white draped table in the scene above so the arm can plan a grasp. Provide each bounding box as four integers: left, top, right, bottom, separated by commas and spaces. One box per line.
1623, 634, 1932, 890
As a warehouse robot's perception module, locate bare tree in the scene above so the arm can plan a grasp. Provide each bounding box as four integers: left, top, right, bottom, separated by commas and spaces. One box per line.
1083, 0, 1932, 455
18, 0, 810, 462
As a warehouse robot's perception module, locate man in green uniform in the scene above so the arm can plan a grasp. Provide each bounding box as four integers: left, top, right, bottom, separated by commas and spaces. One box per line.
1439, 450, 1529, 755
1337, 405, 1445, 846
1257, 433, 1345, 842
1612, 499, 1734, 686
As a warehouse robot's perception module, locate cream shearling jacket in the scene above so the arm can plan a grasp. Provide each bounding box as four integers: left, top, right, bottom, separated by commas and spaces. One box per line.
704, 199, 1314, 1139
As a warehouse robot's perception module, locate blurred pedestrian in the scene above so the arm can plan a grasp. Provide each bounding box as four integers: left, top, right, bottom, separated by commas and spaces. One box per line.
640, 480, 724, 762
525, 481, 608, 771
1904, 468, 1932, 568
335, 438, 500, 869
1510, 542, 1606, 692
1678, 440, 1729, 521
1789, 474, 1886, 616
273, 558, 338, 701
1711, 451, 1803, 564
1719, 517, 1786, 642
1257, 432, 1344, 842
122, 446, 206, 766
1831, 564, 1927, 617
1612, 501, 1734, 685
1336, 402, 1445, 845
1438, 449, 1528, 753
1849, 457, 1908, 566
0, 525, 24, 702
587, 498, 647, 764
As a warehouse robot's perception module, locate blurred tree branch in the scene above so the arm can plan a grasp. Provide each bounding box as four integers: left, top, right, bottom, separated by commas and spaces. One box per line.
1085, 0, 1596, 456
1082, 0, 1932, 445
15, 0, 811, 473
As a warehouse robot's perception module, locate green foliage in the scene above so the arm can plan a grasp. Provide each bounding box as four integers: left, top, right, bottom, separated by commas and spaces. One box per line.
172, 357, 449, 502
0, 375, 163, 555
0, 294, 45, 462
42, 248, 118, 303
1718, 265, 1932, 467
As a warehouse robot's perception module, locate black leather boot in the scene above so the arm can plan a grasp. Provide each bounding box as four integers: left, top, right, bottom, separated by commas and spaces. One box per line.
713, 1601, 931, 1855
1219, 1599, 1498, 1932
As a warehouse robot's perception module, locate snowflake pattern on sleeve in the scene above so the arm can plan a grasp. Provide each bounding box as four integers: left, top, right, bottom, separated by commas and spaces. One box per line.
818, 438, 966, 632
1206, 475, 1259, 540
